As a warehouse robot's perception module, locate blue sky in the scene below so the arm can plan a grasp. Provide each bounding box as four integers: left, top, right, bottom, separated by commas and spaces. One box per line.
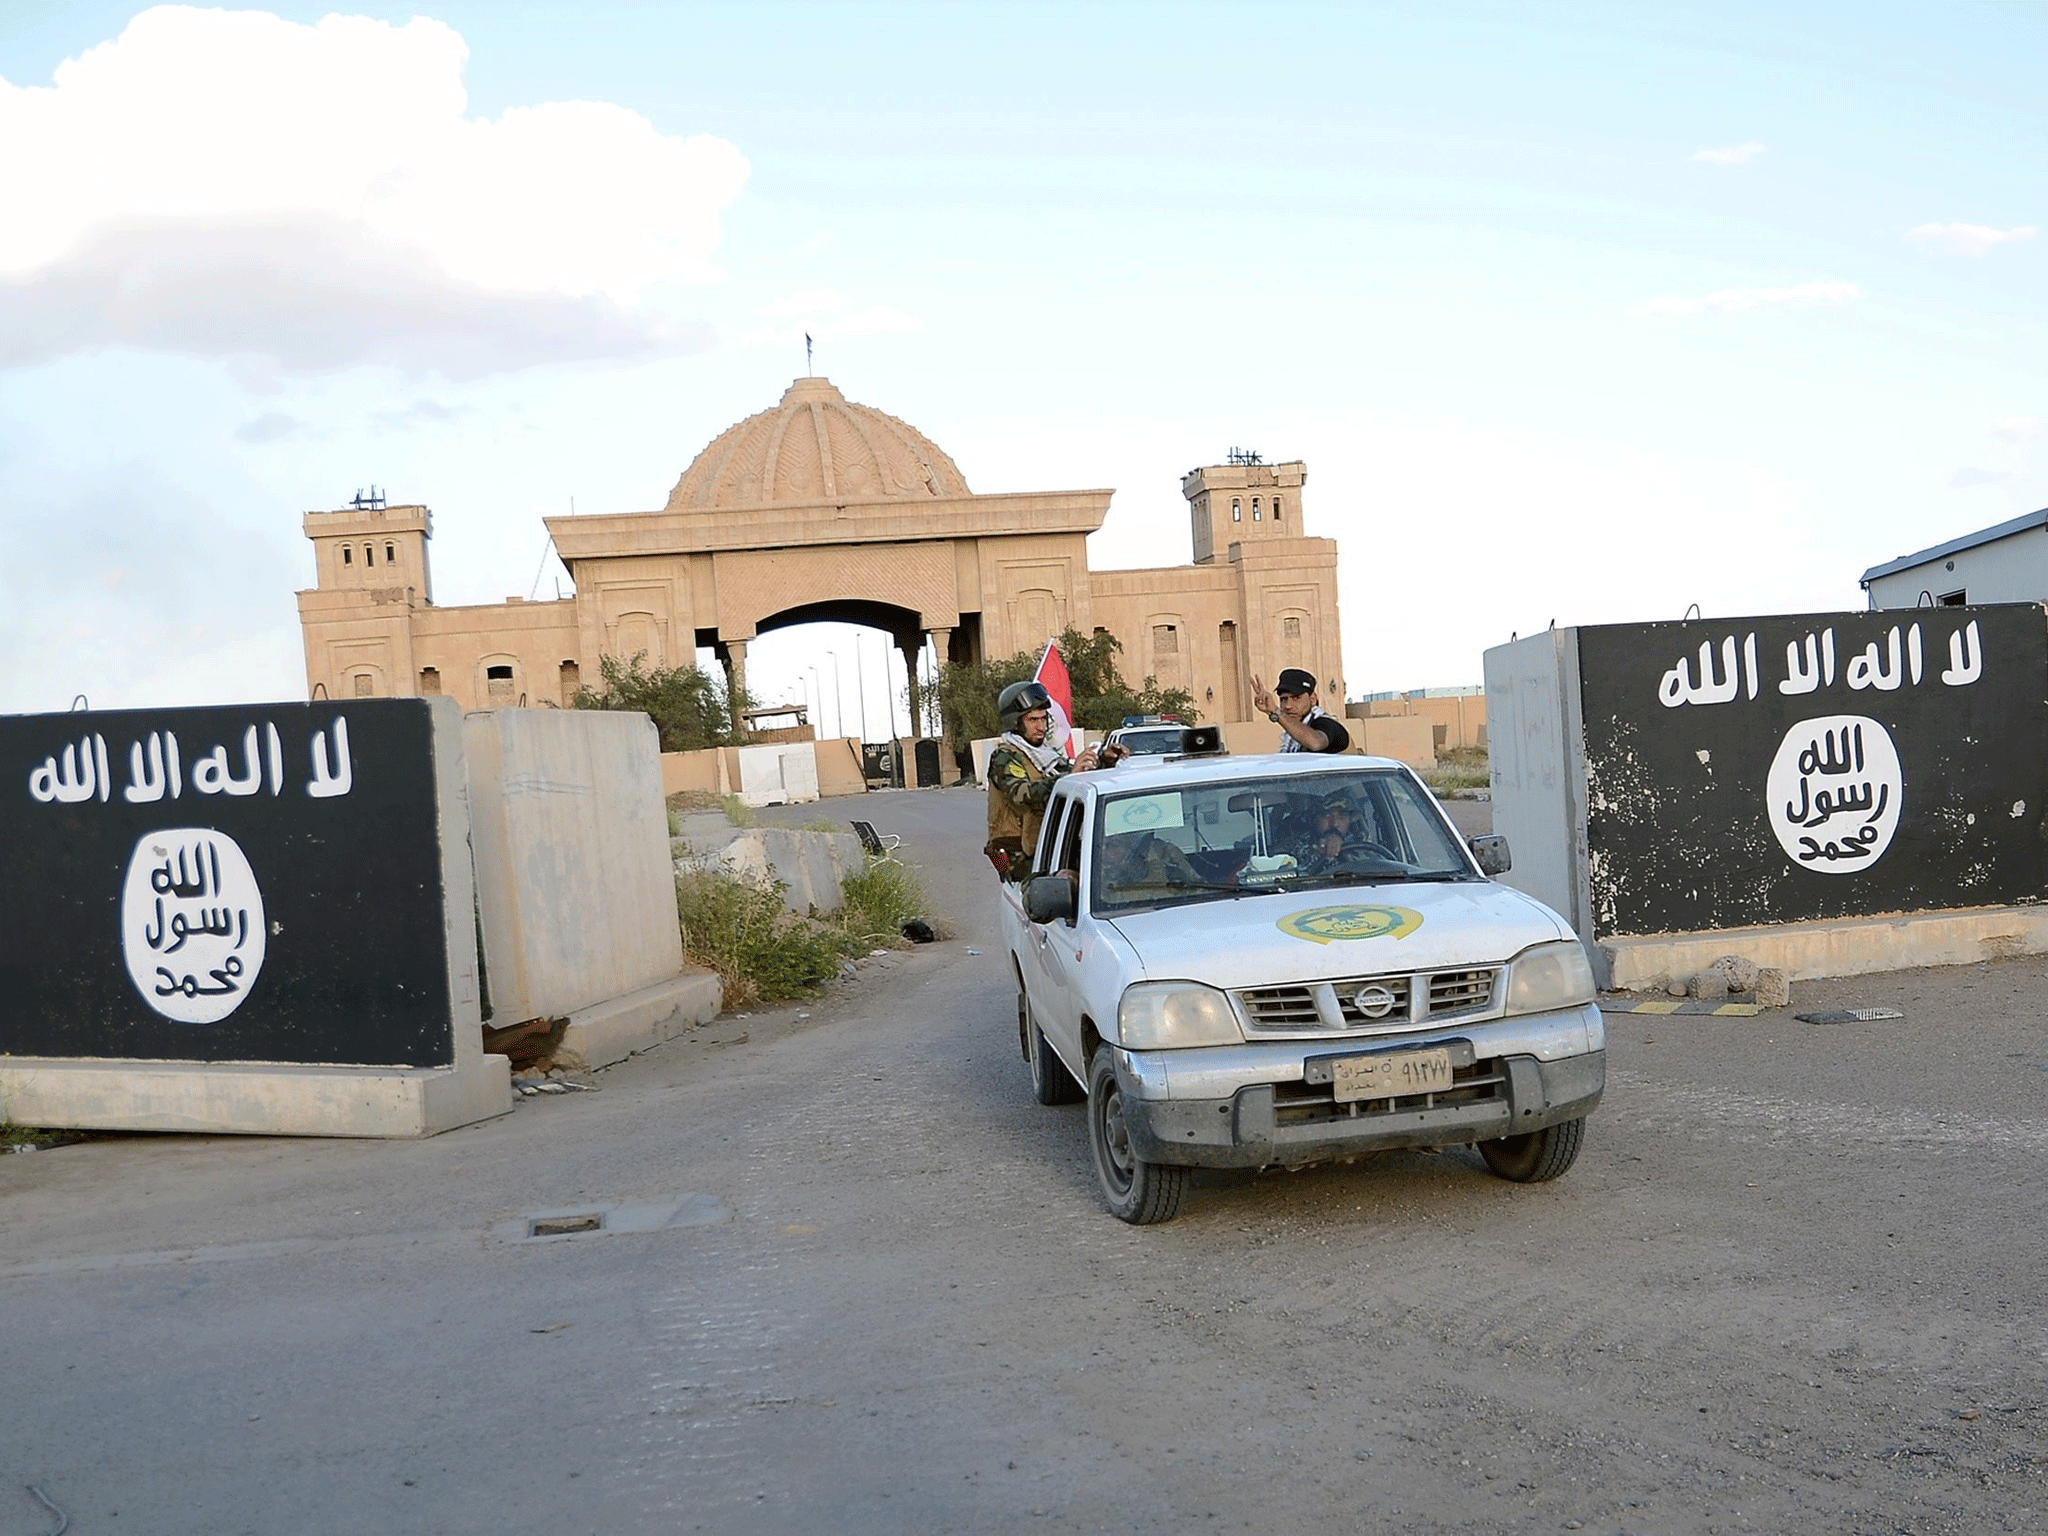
3, 2, 2042, 733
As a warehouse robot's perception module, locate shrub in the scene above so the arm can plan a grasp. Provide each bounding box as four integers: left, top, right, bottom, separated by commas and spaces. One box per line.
1420, 745, 1490, 794
838, 856, 928, 949
672, 852, 933, 1006
675, 869, 845, 1006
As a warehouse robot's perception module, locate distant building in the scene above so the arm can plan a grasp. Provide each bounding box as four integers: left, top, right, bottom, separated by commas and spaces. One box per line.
1860, 507, 2048, 609
297, 377, 1346, 734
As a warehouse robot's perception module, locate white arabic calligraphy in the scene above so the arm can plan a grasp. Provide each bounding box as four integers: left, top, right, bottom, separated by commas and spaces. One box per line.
1662, 620, 1982, 707
28, 717, 356, 806
1765, 715, 1903, 873
120, 828, 268, 1024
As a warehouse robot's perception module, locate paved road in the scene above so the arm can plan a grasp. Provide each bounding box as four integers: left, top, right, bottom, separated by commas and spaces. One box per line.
3, 785, 2043, 1535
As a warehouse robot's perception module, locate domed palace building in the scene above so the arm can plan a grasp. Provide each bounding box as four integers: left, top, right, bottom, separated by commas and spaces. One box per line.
296, 377, 1345, 739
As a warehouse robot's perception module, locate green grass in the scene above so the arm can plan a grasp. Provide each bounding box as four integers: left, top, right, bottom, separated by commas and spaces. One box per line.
1, 1117, 86, 1151
721, 793, 757, 827
1419, 745, 1490, 795
676, 853, 932, 1008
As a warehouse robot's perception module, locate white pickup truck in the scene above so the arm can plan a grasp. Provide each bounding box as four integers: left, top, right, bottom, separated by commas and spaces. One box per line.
1000, 752, 1605, 1223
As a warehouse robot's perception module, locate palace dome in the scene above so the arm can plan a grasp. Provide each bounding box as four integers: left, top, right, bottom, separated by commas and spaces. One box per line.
664, 376, 970, 511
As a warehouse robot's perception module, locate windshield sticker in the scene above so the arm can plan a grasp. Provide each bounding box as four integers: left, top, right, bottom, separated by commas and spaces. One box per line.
1279, 905, 1424, 944
1104, 793, 1185, 835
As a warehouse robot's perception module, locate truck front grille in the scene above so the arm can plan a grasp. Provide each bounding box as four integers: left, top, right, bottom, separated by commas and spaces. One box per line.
1236, 966, 1500, 1032
1271, 1058, 1508, 1126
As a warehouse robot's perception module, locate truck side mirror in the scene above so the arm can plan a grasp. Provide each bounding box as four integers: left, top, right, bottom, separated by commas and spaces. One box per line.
1024, 874, 1077, 924
1469, 834, 1512, 876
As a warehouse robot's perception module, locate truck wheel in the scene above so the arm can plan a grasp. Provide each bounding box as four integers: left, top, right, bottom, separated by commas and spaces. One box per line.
1087, 1047, 1188, 1223
1479, 1117, 1586, 1182
1025, 996, 1083, 1106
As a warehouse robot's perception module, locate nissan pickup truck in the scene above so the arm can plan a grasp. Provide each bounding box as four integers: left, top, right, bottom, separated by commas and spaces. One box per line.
1000, 752, 1604, 1223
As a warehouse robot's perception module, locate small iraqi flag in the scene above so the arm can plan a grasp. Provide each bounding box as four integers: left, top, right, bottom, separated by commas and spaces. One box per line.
1034, 639, 1076, 759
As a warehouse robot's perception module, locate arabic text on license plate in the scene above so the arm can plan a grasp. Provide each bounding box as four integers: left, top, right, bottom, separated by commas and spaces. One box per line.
1332, 1047, 1453, 1102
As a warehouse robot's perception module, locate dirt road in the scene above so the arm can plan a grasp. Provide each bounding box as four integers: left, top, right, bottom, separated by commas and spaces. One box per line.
3, 785, 2042, 1535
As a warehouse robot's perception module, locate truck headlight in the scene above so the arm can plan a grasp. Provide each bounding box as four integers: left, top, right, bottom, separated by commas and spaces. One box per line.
1501, 940, 1595, 1016
1118, 982, 1241, 1049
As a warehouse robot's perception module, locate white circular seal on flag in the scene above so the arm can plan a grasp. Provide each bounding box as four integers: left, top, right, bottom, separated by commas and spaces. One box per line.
120, 829, 267, 1023
1765, 715, 1902, 874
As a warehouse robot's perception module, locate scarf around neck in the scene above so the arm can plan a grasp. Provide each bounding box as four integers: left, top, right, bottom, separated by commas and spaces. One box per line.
999, 732, 1068, 774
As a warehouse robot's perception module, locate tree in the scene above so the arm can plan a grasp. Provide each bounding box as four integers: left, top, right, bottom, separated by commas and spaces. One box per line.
934, 626, 1198, 750
570, 653, 752, 752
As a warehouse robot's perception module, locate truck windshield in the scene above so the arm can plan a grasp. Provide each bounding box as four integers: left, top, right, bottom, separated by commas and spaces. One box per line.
1090, 768, 1476, 912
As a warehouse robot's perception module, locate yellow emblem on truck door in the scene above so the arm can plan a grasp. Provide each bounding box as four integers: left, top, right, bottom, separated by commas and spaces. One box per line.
1278, 905, 1424, 944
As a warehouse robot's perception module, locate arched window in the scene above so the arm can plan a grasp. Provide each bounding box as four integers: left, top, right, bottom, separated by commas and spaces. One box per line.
342, 546, 352, 566
1231, 498, 1242, 522
1252, 497, 1262, 521
364, 544, 375, 567
385, 541, 396, 564
1273, 496, 1283, 522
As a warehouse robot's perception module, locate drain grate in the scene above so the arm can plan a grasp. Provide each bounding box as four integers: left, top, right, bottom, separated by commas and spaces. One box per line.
493, 1194, 730, 1245
530, 1213, 604, 1237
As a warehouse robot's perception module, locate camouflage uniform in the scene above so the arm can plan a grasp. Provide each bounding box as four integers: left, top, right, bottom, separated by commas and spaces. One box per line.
984, 743, 1068, 882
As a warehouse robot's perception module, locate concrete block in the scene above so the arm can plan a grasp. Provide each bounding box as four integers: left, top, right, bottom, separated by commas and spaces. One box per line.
0, 1055, 511, 1138
737, 743, 820, 806
1601, 905, 2048, 988
1713, 955, 1761, 993
682, 828, 866, 913
465, 707, 685, 1025
555, 971, 724, 1070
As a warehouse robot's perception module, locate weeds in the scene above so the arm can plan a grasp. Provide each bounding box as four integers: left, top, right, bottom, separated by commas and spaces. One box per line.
838, 857, 928, 948
721, 794, 756, 827
1, 1117, 86, 1152
1420, 745, 1490, 795
675, 852, 931, 1007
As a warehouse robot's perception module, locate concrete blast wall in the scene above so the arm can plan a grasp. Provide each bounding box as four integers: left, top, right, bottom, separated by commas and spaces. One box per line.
464, 709, 689, 1028
0, 696, 509, 1137
1487, 606, 2048, 985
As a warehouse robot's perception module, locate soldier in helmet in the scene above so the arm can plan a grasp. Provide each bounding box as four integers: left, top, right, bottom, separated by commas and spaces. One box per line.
984, 680, 1097, 882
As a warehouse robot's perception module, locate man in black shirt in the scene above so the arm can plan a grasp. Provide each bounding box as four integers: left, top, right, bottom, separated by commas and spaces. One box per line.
1251, 667, 1351, 754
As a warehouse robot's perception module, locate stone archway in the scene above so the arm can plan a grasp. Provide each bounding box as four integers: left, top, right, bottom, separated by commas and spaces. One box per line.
544, 376, 1108, 739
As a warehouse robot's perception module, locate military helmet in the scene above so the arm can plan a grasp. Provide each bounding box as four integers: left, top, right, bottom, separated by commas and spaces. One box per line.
998, 680, 1054, 734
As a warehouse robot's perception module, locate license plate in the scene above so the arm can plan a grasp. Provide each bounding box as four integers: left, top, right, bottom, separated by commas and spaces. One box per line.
1331, 1047, 1453, 1102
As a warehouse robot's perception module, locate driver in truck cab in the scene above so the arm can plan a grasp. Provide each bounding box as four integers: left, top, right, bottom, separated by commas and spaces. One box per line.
983, 681, 1098, 882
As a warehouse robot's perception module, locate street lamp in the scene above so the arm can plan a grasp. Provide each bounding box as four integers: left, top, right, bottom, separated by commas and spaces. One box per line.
830, 649, 844, 740
807, 667, 821, 736
854, 639, 869, 745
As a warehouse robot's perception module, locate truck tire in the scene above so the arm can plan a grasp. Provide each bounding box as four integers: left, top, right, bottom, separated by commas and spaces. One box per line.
1479, 1117, 1585, 1182
1087, 1047, 1188, 1223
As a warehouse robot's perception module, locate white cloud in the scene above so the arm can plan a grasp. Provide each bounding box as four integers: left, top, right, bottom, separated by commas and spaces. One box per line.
1690, 141, 1765, 165
1906, 222, 2036, 256
0, 6, 748, 373
1948, 467, 2013, 488
0, 216, 713, 375
235, 411, 310, 445
1637, 281, 1862, 316
1992, 416, 2041, 443
743, 306, 922, 348
369, 399, 471, 433
759, 289, 846, 317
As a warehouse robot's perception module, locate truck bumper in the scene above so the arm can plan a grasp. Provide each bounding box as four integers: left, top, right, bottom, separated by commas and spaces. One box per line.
1116, 1006, 1606, 1170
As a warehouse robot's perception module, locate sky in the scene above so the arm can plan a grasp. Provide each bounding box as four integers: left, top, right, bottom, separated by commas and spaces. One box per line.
2, 1, 2043, 737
